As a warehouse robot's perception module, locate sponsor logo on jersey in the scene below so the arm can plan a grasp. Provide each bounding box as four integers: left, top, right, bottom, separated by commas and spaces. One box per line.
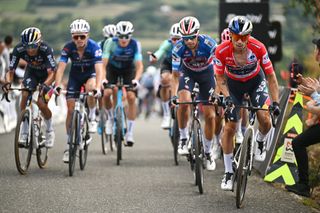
95, 49, 102, 57
262, 53, 270, 64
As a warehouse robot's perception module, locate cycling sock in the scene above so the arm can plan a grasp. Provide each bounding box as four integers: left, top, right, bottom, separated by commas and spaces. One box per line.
224, 153, 234, 173
44, 118, 53, 132
236, 119, 242, 134
89, 107, 96, 121
204, 137, 213, 154
179, 127, 188, 139
127, 120, 134, 135
105, 108, 114, 120
256, 130, 267, 142
162, 101, 170, 117
241, 126, 246, 136
214, 134, 220, 145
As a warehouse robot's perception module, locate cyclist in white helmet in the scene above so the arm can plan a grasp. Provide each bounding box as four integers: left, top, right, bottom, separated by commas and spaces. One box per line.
147, 23, 181, 129
2, 27, 56, 148
102, 21, 143, 146
215, 16, 280, 190
54, 19, 103, 163
100, 24, 117, 50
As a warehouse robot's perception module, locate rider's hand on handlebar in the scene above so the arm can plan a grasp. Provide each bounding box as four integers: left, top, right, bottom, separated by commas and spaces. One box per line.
169, 95, 178, 108
147, 51, 158, 64
225, 96, 234, 108
209, 92, 220, 105
102, 79, 108, 88
132, 79, 140, 90
93, 89, 101, 98
53, 85, 62, 96
269, 101, 280, 117
2, 82, 11, 94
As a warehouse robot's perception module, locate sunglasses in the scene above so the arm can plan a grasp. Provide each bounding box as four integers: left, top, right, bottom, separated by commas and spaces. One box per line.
118, 34, 131, 40
231, 34, 249, 42
25, 43, 39, 49
171, 37, 181, 42
72, 35, 87, 40
182, 35, 197, 41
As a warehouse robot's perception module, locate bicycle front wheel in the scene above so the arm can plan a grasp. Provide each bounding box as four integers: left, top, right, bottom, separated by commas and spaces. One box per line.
172, 115, 179, 166
79, 113, 89, 170
14, 109, 33, 175
36, 117, 48, 169
68, 111, 80, 176
236, 128, 253, 208
194, 121, 204, 194
115, 107, 122, 165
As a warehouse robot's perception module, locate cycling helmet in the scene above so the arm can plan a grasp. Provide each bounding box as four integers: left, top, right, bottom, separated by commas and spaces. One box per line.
70, 19, 90, 34
102, 24, 117, 38
228, 16, 253, 35
116, 21, 134, 35
170, 23, 181, 37
21, 27, 42, 45
179, 16, 200, 36
221, 28, 230, 42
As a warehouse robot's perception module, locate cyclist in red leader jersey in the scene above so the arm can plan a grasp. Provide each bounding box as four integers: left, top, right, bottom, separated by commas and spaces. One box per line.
214, 16, 280, 191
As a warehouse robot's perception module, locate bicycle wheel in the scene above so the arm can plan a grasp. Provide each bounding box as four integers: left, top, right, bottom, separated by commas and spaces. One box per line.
194, 121, 204, 194
79, 113, 89, 170
100, 110, 107, 155
236, 128, 253, 208
115, 107, 122, 165
68, 111, 79, 176
36, 117, 48, 169
14, 109, 33, 175
172, 115, 179, 166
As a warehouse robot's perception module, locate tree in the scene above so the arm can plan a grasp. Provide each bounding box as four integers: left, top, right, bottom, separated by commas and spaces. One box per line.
290, 0, 320, 31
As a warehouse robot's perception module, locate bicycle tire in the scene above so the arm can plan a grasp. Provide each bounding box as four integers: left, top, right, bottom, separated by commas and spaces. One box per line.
36, 116, 48, 168
100, 110, 107, 155
236, 128, 253, 208
115, 107, 122, 165
194, 120, 204, 194
68, 111, 79, 176
79, 113, 89, 170
14, 109, 33, 175
172, 114, 179, 166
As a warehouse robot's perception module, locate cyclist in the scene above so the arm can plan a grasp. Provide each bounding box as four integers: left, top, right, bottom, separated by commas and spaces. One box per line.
214, 16, 280, 190
54, 19, 103, 163
172, 16, 217, 171
100, 24, 117, 50
102, 21, 143, 146
2, 27, 56, 148
147, 23, 181, 129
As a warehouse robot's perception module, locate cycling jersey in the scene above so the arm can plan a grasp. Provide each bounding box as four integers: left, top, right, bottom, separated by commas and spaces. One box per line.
9, 42, 56, 72
214, 37, 274, 82
102, 37, 142, 69
59, 38, 102, 74
154, 39, 174, 63
172, 34, 216, 72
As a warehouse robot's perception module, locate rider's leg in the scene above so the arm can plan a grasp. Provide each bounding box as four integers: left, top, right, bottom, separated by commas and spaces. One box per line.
254, 110, 271, 161
86, 78, 97, 121
203, 105, 216, 171
160, 71, 172, 129
103, 88, 114, 134
177, 90, 191, 139
126, 90, 136, 144
37, 97, 55, 147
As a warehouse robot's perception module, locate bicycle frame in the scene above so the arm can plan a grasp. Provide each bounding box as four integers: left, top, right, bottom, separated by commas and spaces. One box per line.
114, 87, 126, 137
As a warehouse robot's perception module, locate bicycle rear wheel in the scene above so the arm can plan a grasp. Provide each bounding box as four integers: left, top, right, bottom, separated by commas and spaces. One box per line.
14, 109, 33, 175
79, 113, 89, 170
36, 117, 48, 168
68, 111, 79, 176
194, 121, 204, 194
100, 109, 107, 155
115, 107, 122, 165
236, 128, 253, 208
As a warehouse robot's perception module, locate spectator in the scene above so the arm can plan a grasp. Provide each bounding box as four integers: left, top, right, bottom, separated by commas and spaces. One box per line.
285, 38, 320, 197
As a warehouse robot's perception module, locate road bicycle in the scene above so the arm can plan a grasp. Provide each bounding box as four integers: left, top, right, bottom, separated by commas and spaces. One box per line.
3, 86, 49, 175
230, 99, 276, 208
173, 83, 207, 194
104, 77, 133, 165
60, 87, 92, 176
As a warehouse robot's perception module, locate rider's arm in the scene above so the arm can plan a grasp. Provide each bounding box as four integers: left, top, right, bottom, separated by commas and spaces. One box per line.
214, 45, 229, 97
6, 45, 20, 83
153, 40, 171, 61
102, 38, 113, 81
43, 46, 57, 86
171, 45, 182, 97
266, 72, 279, 102
54, 62, 67, 87
133, 41, 143, 81
215, 74, 230, 97
43, 69, 55, 86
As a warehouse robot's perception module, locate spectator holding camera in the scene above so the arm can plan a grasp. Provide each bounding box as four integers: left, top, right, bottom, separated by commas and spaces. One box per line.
285, 38, 320, 197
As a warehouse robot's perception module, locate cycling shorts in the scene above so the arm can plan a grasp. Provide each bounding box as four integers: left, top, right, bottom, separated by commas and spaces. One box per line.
107, 64, 136, 93
160, 59, 172, 74
66, 70, 96, 99
22, 67, 48, 90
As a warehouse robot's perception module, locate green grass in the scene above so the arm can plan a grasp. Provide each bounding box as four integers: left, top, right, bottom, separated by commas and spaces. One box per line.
0, 0, 28, 12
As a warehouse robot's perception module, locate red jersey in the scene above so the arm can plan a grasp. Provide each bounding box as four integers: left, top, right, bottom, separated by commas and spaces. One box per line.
214, 37, 274, 82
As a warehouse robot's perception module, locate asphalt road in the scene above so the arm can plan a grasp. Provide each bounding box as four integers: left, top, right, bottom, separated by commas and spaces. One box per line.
0, 116, 313, 213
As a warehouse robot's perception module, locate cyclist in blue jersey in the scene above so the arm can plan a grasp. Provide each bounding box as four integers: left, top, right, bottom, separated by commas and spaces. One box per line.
54, 19, 103, 163
172, 16, 217, 171
147, 23, 181, 129
102, 21, 143, 147
99, 24, 117, 50
3, 27, 56, 148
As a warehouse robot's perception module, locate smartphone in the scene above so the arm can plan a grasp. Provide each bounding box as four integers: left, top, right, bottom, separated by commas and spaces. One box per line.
291, 63, 300, 79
